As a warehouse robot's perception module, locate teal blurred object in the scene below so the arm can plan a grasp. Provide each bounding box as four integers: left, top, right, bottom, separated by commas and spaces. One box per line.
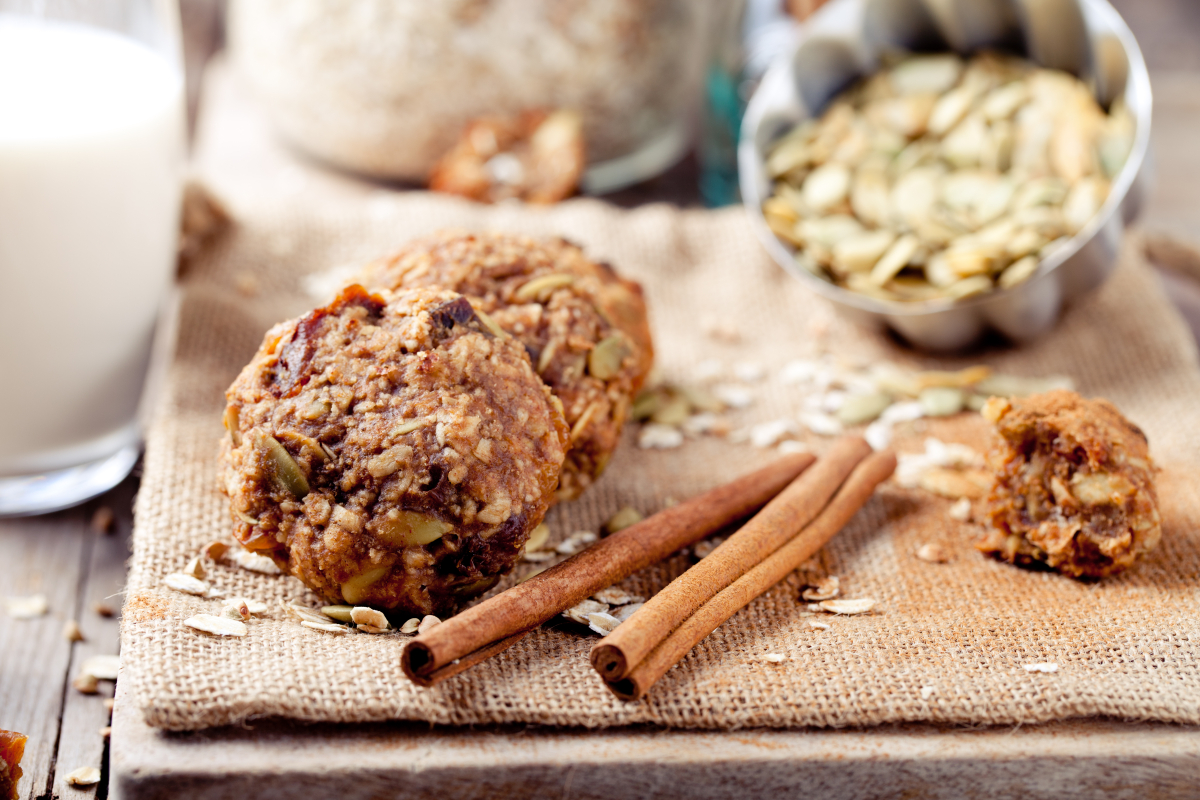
700, 0, 798, 207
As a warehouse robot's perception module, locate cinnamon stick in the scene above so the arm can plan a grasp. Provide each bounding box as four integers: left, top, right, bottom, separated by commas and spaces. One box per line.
401, 452, 815, 684
590, 435, 872, 683
606, 448, 897, 701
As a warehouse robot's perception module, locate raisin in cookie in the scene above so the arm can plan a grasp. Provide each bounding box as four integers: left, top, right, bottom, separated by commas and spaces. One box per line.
979, 390, 1160, 578
221, 285, 569, 616
357, 231, 653, 501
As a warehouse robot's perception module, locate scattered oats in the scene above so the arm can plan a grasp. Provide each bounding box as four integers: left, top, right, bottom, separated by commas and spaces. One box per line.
916, 543, 952, 563
798, 411, 844, 436
919, 467, 991, 499
604, 506, 644, 534
203, 586, 227, 600
563, 599, 609, 626
63, 620, 84, 642
202, 541, 230, 560
522, 550, 557, 563
681, 412, 730, 436
733, 362, 766, 382
919, 386, 966, 417
417, 614, 441, 634
164, 573, 208, 596
186, 614, 248, 637
808, 620, 832, 631
94, 603, 115, 618
801, 576, 840, 601
920, 686, 936, 700
592, 586, 644, 606
66, 766, 101, 787
90, 506, 115, 533
103, 699, 115, 712
638, 423, 684, 449
5, 594, 48, 619
779, 359, 820, 385
712, 384, 755, 409
301, 620, 350, 635
693, 538, 722, 559
350, 607, 390, 629
864, 419, 893, 451
612, 603, 643, 623
806, 603, 823, 613
283, 603, 331, 625
182, 555, 206, 580
819, 598, 875, 615
228, 547, 282, 575
227, 597, 267, 615
948, 497, 972, 521
399, 617, 421, 634
881, 400, 925, 423
1023, 662, 1058, 673
777, 439, 811, 455
750, 418, 799, 448
587, 611, 621, 636
221, 603, 249, 622
693, 358, 725, 382
525, 522, 551, 552
73, 674, 99, 695
99, 726, 111, 738
816, 390, 849, 413
81, 655, 121, 680
556, 530, 599, 555
763, 653, 786, 664
320, 605, 354, 623
357, 624, 390, 634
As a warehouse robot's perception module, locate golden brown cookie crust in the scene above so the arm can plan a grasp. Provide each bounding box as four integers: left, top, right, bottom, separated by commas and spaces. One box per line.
980, 389, 1161, 578
221, 285, 568, 615
358, 231, 653, 501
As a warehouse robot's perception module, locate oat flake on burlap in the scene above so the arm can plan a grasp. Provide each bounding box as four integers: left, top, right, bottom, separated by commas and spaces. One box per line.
121, 193, 1200, 731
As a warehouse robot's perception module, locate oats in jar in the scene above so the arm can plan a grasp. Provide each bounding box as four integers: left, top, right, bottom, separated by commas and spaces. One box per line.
762, 51, 1135, 303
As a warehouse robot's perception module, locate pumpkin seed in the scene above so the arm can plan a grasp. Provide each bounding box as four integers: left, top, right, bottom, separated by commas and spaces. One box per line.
587, 335, 631, 381
837, 392, 892, 426
340, 565, 390, 605
473, 308, 507, 339
259, 434, 309, 499
321, 605, 354, 623
376, 510, 452, 547
223, 406, 241, 446
185, 614, 248, 637
514, 273, 575, 303
919, 387, 965, 416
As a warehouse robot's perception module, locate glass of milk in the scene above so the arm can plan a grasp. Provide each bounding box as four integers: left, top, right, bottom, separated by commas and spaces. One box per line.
0, 0, 185, 514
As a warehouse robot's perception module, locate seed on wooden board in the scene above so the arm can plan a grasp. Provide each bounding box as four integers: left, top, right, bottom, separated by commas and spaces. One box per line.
81, 654, 120, 680
5, 594, 48, 619
66, 767, 101, 787
62, 620, 84, 642
73, 674, 99, 694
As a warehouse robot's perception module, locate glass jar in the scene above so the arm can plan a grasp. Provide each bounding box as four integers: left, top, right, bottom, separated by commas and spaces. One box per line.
0, 0, 185, 514
229, 0, 709, 194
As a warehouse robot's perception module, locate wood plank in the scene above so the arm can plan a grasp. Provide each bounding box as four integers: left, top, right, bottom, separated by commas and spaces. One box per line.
109, 690, 1200, 800
53, 481, 136, 800
0, 507, 89, 800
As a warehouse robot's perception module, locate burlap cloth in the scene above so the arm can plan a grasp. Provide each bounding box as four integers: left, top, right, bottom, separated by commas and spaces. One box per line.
121, 192, 1200, 731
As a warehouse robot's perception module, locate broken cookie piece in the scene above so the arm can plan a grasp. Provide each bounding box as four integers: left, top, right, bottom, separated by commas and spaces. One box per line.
429, 109, 585, 204
0, 730, 26, 800
979, 390, 1160, 578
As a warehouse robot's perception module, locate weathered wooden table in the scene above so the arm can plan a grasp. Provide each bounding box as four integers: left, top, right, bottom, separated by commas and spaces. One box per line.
6, 2, 1200, 797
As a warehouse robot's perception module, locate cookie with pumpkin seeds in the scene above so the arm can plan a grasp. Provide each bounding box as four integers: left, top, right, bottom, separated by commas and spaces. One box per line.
357, 231, 653, 501
220, 284, 568, 617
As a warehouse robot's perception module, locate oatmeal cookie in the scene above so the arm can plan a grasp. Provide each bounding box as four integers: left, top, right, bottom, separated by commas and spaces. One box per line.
357, 231, 653, 501
221, 285, 569, 616
0, 729, 25, 800
979, 390, 1160, 578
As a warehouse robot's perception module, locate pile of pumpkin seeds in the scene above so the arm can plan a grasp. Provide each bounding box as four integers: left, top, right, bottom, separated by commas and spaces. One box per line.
762, 51, 1135, 302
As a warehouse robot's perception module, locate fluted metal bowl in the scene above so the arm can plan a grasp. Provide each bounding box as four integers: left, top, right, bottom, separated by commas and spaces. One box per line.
739, 0, 1152, 351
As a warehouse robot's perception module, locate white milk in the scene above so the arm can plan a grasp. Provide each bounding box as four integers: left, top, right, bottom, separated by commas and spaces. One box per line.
0, 16, 184, 475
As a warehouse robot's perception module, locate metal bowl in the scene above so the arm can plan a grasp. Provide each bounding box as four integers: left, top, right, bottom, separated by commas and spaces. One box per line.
738, 0, 1152, 351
